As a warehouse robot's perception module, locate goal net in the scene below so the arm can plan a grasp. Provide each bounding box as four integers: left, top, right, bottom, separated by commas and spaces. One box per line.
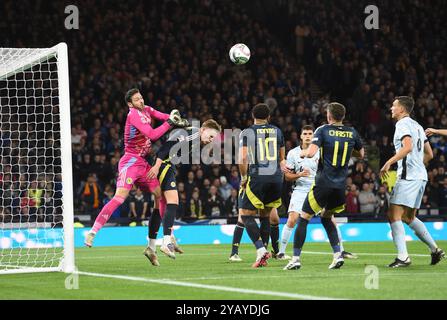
0, 43, 74, 274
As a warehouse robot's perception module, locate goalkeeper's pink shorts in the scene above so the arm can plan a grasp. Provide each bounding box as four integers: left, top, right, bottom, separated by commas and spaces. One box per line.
116, 153, 160, 193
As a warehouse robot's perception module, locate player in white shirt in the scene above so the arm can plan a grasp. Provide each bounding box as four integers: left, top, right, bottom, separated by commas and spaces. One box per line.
380, 96, 445, 268
278, 125, 356, 260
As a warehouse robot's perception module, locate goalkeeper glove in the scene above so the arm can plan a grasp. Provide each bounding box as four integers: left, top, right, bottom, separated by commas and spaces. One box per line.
167, 109, 182, 126
167, 109, 190, 127
177, 117, 190, 127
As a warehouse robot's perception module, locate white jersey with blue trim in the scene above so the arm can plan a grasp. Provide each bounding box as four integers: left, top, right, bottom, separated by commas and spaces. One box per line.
393, 117, 428, 181
286, 146, 319, 192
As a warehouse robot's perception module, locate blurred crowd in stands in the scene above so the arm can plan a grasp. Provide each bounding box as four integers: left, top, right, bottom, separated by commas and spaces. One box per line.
1, 0, 446, 224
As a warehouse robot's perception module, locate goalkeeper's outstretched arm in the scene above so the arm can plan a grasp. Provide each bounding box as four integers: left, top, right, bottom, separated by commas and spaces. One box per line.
131, 115, 173, 141
146, 106, 170, 121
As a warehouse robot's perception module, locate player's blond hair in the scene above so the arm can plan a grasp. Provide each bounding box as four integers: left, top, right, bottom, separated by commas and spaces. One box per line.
202, 119, 222, 132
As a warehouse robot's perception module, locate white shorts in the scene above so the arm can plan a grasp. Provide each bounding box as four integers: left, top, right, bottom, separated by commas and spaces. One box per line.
288, 190, 308, 213
390, 179, 427, 209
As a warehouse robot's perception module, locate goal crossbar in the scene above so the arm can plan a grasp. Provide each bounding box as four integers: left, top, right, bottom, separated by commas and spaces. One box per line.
0, 48, 57, 81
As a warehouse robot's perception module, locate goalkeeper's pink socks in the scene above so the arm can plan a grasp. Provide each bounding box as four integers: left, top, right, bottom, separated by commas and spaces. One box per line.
91, 195, 126, 233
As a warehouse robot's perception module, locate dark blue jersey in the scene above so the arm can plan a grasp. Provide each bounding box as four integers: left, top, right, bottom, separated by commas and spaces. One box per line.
312, 124, 363, 189
155, 127, 200, 164
239, 123, 285, 179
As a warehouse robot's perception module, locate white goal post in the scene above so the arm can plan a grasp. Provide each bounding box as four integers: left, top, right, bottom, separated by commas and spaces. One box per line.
0, 43, 75, 274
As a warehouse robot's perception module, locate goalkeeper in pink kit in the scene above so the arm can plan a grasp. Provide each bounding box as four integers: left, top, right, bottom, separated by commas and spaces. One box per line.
84, 88, 188, 247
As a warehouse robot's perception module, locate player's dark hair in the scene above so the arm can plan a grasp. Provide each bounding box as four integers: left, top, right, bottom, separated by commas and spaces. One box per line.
327, 102, 346, 121
125, 88, 140, 103
396, 96, 414, 114
301, 125, 314, 132
202, 119, 222, 132
252, 103, 271, 120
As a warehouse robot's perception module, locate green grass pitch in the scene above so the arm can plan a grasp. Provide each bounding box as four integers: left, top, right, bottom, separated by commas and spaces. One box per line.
1, 241, 446, 300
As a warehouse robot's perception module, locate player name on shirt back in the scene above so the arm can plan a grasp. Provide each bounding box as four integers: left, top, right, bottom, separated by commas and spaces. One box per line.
328, 130, 353, 138
256, 128, 276, 134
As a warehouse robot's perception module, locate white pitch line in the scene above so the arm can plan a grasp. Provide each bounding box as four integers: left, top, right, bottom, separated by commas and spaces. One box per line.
301, 251, 431, 257
77, 271, 344, 300
171, 271, 447, 282
167, 273, 367, 281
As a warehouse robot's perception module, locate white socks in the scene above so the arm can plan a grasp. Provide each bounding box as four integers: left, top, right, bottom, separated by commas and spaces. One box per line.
148, 238, 157, 251
391, 218, 438, 261
256, 247, 267, 258
335, 223, 344, 252
279, 225, 294, 254
391, 221, 409, 261
408, 218, 438, 253
163, 235, 172, 246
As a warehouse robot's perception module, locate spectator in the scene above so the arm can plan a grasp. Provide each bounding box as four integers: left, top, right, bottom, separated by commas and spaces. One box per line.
379, 136, 395, 168
228, 167, 241, 190
188, 189, 203, 219
200, 179, 211, 203
209, 165, 222, 182
20, 190, 36, 221
88, 118, 107, 140
204, 186, 224, 218
28, 181, 44, 221
71, 127, 82, 145
212, 178, 221, 190
420, 194, 433, 209
72, 123, 87, 142
358, 183, 377, 214
80, 174, 102, 223
195, 169, 205, 188
129, 188, 150, 224
219, 176, 233, 201
436, 167, 447, 186
91, 154, 108, 182
345, 185, 359, 214
177, 182, 187, 219
103, 156, 119, 184
184, 171, 196, 202
224, 188, 238, 217
351, 161, 366, 186
79, 154, 93, 182
41, 184, 56, 222
375, 185, 390, 217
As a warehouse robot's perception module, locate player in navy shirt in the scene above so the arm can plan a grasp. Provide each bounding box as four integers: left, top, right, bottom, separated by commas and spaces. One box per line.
284, 103, 365, 271
237, 103, 289, 268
